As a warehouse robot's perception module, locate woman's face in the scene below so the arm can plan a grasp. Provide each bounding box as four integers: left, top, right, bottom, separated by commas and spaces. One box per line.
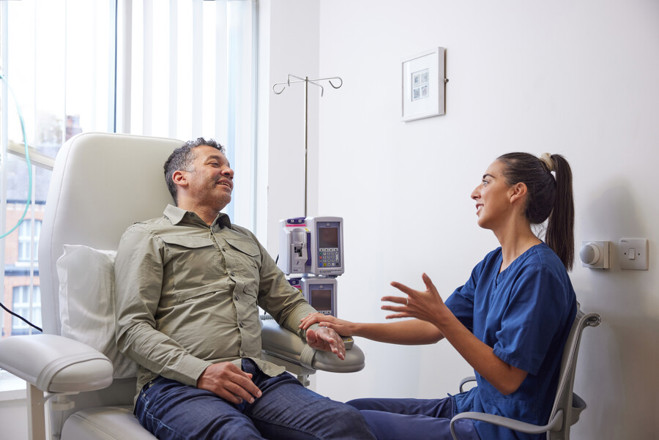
470, 160, 515, 230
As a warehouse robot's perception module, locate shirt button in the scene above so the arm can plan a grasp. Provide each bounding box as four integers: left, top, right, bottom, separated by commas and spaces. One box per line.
234, 295, 239, 301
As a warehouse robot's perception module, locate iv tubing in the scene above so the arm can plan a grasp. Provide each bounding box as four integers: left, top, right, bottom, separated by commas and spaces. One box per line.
0, 72, 32, 239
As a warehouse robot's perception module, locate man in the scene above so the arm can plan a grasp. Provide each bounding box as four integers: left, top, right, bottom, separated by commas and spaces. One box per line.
114, 138, 375, 439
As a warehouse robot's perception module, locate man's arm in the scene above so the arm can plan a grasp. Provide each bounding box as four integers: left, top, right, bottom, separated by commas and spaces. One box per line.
243, 227, 346, 359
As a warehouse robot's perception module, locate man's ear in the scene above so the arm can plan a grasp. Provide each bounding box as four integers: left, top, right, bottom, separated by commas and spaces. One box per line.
509, 182, 528, 205
172, 170, 187, 188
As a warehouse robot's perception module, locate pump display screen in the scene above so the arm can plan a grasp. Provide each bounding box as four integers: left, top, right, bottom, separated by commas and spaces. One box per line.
310, 288, 333, 312
318, 226, 339, 248
317, 222, 341, 268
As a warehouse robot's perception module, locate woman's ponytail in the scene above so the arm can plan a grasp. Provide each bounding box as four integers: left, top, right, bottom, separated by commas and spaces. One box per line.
498, 152, 575, 270
544, 154, 574, 270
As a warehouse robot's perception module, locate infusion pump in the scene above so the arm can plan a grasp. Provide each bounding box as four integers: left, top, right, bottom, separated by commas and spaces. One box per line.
277, 216, 344, 277
287, 277, 337, 316
278, 216, 344, 317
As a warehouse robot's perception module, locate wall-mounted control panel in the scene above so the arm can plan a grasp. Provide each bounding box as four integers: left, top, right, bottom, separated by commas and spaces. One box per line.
580, 238, 649, 271
580, 241, 610, 269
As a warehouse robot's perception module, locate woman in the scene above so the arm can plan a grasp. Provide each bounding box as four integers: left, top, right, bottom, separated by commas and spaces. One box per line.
300, 153, 577, 440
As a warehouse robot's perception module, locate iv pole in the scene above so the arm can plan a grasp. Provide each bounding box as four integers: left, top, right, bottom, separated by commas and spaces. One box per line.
272, 74, 343, 217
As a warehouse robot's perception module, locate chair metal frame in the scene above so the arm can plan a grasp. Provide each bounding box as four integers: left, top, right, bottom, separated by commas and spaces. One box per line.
450, 307, 601, 440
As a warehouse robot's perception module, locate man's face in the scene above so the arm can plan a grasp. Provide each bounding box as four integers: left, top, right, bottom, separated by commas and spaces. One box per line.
182, 145, 234, 212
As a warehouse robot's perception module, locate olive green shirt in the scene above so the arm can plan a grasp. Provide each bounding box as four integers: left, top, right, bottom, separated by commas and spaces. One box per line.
114, 205, 316, 398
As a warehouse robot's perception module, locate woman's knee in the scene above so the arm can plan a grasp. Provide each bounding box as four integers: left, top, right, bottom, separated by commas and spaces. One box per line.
347, 397, 371, 410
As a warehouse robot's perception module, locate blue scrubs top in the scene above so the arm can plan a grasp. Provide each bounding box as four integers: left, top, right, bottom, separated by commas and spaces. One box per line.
445, 243, 576, 440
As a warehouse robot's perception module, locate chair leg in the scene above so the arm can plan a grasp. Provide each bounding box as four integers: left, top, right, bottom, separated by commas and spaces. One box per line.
27, 384, 46, 440
297, 374, 311, 387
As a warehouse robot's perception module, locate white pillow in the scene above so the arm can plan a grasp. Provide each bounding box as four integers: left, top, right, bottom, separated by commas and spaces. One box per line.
57, 244, 137, 379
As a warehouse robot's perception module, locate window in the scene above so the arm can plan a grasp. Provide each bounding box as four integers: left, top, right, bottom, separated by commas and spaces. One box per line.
1, 0, 257, 348
119, 0, 258, 224
11, 286, 41, 336
0, 0, 117, 343
17, 220, 41, 263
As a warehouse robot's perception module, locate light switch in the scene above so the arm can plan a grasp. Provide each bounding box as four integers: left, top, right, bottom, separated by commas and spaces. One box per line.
619, 238, 648, 270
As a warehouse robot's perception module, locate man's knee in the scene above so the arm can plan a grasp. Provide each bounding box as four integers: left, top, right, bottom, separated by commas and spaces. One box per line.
324, 401, 375, 439
334, 401, 365, 421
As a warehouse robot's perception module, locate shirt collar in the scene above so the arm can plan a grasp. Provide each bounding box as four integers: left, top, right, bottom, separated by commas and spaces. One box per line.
164, 204, 232, 229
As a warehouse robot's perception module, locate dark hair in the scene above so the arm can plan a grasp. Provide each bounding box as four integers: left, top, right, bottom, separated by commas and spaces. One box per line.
497, 152, 574, 270
164, 137, 225, 204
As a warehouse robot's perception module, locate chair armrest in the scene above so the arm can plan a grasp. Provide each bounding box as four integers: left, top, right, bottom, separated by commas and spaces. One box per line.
260, 319, 365, 373
459, 376, 477, 392
0, 334, 113, 393
450, 410, 562, 440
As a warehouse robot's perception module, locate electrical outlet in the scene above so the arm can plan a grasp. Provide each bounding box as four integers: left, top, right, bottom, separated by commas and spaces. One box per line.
619, 238, 648, 270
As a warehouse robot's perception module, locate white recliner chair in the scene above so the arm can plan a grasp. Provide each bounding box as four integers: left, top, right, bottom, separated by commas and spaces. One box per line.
0, 132, 365, 440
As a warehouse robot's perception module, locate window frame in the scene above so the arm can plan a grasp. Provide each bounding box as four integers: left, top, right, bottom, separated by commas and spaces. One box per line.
1, 0, 259, 347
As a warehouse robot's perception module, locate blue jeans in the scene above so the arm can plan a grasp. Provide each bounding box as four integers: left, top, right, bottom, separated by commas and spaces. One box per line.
135, 359, 375, 440
348, 397, 480, 440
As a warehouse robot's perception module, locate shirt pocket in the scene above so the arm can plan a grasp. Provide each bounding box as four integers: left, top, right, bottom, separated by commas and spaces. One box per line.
224, 237, 261, 298
160, 235, 224, 301
225, 237, 260, 257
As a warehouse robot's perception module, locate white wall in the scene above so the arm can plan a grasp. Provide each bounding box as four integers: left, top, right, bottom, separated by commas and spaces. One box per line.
263, 1, 659, 438
0, 391, 28, 439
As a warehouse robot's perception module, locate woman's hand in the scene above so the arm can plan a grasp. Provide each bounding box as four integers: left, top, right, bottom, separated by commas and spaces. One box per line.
381, 273, 450, 327
299, 312, 356, 337
384, 274, 528, 395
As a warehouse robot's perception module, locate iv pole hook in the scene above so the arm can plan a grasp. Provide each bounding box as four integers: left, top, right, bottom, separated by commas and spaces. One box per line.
271, 74, 343, 216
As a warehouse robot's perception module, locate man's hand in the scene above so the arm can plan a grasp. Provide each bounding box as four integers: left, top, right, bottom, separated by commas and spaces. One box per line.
197, 362, 262, 405
305, 326, 346, 360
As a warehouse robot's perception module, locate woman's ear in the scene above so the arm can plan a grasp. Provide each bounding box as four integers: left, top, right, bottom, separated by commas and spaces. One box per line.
509, 182, 528, 205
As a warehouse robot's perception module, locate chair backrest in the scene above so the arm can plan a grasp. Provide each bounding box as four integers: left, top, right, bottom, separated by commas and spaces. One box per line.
547, 307, 601, 439
37, 133, 182, 432
39, 132, 182, 334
